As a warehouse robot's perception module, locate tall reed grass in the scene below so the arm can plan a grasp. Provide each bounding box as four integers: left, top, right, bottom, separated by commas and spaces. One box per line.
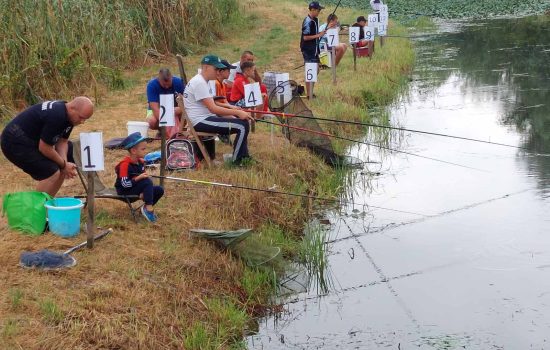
0, 0, 239, 117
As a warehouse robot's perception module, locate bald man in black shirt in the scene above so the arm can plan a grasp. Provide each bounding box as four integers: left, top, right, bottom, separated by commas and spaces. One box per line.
1, 96, 94, 196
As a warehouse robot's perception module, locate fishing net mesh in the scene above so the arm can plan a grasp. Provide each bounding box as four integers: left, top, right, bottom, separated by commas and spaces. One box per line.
268, 80, 361, 167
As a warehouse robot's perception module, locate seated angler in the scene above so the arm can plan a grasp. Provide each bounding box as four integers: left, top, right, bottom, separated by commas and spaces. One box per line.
319, 14, 347, 66
183, 55, 254, 165
229, 61, 269, 112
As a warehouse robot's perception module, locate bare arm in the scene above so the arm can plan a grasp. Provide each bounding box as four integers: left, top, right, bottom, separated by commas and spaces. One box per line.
149, 102, 161, 119
202, 98, 253, 120
39, 140, 65, 167
55, 138, 69, 161
39, 139, 77, 178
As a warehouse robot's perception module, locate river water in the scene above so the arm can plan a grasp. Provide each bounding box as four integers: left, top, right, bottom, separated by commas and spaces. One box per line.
248, 16, 550, 349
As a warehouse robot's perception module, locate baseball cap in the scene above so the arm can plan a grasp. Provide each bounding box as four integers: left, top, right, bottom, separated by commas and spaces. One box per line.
201, 54, 226, 69
121, 132, 147, 150
357, 16, 367, 23
220, 59, 237, 69
308, 1, 324, 10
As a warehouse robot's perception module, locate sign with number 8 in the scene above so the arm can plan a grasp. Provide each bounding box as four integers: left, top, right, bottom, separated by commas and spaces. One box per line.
349, 27, 360, 44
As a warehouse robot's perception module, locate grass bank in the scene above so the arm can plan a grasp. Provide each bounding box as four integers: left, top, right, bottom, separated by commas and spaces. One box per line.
0, 0, 414, 348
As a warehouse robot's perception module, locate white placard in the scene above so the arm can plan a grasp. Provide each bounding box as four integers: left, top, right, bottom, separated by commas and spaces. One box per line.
364, 26, 376, 41
380, 4, 388, 14
208, 80, 217, 96
379, 11, 389, 25
368, 14, 378, 26
349, 27, 360, 44
275, 73, 292, 104
80, 132, 104, 171
326, 28, 339, 47
244, 82, 263, 107
377, 23, 388, 36
305, 62, 318, 82
159, 94, 175, 127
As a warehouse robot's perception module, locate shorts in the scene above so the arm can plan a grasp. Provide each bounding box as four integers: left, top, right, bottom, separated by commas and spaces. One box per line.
1, 123, 73, 181
302, 51, 320, 63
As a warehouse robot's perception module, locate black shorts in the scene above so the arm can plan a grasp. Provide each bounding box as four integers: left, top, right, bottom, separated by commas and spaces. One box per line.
1, 124, 73, 181
302, 51, 320, 63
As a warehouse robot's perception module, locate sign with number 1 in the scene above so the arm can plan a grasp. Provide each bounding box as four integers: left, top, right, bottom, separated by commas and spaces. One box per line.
349, 27, 360, 44
377, 23, 388, 36
80, 132, 104, 171
326, 28, 339, 47
159, 94, 175, 127
305, 63, 317, 82
244, 82, 262, 107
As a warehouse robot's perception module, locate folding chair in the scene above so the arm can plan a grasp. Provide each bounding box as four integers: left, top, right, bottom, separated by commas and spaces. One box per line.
71, 140, 142, 222
175, 94, 217, 167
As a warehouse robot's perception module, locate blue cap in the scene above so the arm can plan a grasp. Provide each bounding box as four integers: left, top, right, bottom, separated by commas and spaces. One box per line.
309, 1, 325, 9
121, 132, 147, 149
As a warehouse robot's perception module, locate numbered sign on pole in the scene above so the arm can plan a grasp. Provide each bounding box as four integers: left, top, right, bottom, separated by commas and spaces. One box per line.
368, 14, 378, 27
305, 62, 318, 82
159, 94, 175, 127
244, 82, 262, 107
377, 23, 388, 36
275, 73, 292, 104
80, 132, 104, 171
364, 26, 375, 41
349, 26, 360, 44
326, 28, 339, 48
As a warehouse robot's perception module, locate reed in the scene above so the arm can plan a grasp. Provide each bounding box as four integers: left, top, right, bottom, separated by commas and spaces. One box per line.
0, 0, 240, 112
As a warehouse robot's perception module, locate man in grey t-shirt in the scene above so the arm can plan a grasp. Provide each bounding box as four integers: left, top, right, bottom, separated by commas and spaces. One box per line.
183, 54, 254, 164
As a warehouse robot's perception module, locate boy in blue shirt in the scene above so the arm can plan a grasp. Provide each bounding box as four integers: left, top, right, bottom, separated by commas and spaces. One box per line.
115, 132, 164, 222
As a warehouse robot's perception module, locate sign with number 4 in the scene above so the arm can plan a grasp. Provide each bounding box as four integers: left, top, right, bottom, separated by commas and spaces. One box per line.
349, 27, 360, 44
159, 94, 175, 127
244, 82, 263, 107
305, 63, 317, 82
80, 132, 104, 171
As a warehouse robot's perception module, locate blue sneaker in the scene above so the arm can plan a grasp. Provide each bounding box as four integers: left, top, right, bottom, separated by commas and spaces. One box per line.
141, 206, 157, 223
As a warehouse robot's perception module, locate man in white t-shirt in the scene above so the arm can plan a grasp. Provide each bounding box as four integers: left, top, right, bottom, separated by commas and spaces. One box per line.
183, 54, 254, 164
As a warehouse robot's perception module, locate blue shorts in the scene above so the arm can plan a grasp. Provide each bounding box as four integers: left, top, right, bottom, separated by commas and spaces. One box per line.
302, 51, 320, 63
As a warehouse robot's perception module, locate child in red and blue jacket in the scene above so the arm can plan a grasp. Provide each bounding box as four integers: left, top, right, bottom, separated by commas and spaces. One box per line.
115, 132, 164, 222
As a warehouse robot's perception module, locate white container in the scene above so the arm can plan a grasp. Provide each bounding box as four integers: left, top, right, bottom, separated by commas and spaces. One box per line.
127, 121, 149, 137
223, 153, 233, 163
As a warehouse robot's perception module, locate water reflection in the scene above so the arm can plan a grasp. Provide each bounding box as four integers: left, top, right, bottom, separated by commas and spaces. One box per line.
248, 16, 550, 349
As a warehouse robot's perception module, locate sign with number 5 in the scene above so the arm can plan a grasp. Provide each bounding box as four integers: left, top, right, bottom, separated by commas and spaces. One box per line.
244, 82, 263, 107
80, 132, 104, 171
305, 63, 318, 82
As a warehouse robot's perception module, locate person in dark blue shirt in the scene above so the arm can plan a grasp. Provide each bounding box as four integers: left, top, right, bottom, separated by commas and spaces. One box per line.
146, 68, 185, 138
0, 97, 94, 196
300, 1, 333, 99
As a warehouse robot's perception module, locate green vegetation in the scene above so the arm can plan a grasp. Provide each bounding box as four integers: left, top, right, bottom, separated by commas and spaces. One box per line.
0, 0, 240, 115
323, 0, 550, 18
39, 298, 64, 324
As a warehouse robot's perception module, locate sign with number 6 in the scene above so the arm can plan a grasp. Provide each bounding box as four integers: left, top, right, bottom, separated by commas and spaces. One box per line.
80, 132, 104, 172
244, 82, 263, 107
305, 63, 317, 82
159, 94, 175, 127
349, 27, 360, 44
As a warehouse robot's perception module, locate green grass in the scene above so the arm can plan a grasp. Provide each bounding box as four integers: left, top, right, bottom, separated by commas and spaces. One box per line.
1, 319, 18, 339
39, 298, 64, 325
8, 288, 23, 310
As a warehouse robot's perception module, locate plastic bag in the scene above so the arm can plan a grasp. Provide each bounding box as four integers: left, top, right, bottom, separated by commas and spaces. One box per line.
2, 191, 52, 235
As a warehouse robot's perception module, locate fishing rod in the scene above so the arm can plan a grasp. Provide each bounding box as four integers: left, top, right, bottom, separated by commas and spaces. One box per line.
255, 118, 485, 171
243, 109, 528, 151
150, 175, 429, 217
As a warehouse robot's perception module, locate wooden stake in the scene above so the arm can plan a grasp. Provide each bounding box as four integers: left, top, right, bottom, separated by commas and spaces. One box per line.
353, 44, 357, 71
331, 48, 337, 84
160, 126, 166, 187
86, 172, 95, 249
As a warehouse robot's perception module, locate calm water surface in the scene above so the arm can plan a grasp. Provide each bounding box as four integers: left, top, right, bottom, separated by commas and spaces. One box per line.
249, 16, 550, 349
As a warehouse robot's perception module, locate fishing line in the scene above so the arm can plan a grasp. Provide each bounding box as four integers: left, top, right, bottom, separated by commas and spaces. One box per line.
244, 109, 528, 151
150, 175, 429, 217
255, 118, 486, 171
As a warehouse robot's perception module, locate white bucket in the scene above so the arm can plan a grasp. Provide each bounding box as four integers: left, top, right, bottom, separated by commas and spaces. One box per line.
127, 121, 149, 137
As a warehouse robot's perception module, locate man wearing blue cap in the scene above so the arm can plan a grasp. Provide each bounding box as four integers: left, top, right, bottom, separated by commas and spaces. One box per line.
115, 132, 164, 223
301, 1, 333, 98
183, 54, 254, 165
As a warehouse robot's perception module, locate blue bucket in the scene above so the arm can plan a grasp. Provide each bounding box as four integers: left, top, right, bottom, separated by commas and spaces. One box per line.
44, 198, 84, 237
